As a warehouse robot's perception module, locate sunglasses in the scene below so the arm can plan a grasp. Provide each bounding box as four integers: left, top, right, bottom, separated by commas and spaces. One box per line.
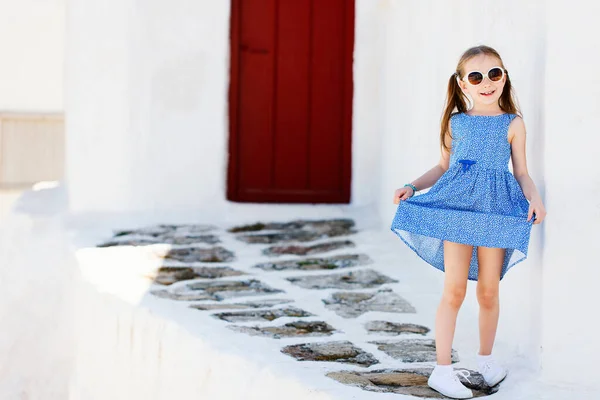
461, 66, 506, 86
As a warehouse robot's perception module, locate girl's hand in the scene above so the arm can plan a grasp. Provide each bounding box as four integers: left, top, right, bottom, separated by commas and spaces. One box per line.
528, 197, 546, 224
393, 187, 414, 204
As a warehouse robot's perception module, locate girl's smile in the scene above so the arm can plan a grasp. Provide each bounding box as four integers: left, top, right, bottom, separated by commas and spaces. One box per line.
458, 55, 507, 110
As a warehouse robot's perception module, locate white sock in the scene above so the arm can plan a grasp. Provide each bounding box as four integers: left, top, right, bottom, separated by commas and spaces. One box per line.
434, 364, 453, 373
477, 353, 493, 364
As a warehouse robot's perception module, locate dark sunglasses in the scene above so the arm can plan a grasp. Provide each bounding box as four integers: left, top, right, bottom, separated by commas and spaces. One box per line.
461, 66, 506, 86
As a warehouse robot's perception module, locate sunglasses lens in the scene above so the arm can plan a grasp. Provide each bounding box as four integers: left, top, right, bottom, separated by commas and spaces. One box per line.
488, 67, 504, 81
467, 72, 483, 85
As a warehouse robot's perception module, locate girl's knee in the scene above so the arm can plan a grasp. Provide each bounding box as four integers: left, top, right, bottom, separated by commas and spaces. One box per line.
443, 284, 467, 308
476, 287, 499, 309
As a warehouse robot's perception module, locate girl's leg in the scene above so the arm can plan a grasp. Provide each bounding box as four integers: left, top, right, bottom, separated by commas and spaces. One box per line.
476, 246, 505, 355
435, 240, 472, 365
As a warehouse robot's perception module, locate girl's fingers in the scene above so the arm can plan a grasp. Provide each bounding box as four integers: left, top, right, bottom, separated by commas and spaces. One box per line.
393, 188, 415, 203
533, 210, 545, 224
393, 189, 405, 203
530, 207, 546, 224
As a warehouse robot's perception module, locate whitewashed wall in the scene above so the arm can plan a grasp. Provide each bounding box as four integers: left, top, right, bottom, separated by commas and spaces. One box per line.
66, 0, 231, 213
0, 0, 64, 111
350, 0, 386, 209
541, 2, 600, 388
0, 213, 74, 399
65, 0, 598, 390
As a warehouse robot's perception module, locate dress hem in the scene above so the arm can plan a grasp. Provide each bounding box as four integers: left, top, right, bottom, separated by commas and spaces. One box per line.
390, 226, 528, 281
391, 201, 533, 255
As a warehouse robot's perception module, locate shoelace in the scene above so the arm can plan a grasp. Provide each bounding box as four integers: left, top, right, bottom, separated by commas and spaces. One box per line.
454, 369, 473, 385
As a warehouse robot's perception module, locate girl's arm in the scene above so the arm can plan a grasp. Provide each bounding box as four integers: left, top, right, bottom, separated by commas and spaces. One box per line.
509, 117, 547, 224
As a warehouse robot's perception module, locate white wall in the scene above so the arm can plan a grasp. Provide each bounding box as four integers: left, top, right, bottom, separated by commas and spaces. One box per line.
66, 0, 231, 213
0, 0, 64, 112
541, 2, 600, 388
350, 0, 387, 209
0, 214, 74, 399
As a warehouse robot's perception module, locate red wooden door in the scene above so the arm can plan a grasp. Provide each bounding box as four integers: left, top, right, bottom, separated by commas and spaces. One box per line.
228, 0, 354, 203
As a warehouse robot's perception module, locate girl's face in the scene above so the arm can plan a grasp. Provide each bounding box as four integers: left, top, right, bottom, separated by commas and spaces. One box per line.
458, 54, 506, 107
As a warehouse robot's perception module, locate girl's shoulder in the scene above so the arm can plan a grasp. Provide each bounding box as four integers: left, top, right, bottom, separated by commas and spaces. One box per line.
449, 112, 467, 126
454, 111, 518, 118
452, 112, 520, 125
449, 112, 463, 126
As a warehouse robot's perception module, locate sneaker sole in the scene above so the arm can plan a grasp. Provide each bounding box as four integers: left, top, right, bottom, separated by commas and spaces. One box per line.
427, 381, 474, 399
486, 369, 508, 387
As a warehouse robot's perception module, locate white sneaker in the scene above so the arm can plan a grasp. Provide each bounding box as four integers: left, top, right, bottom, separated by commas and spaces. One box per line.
427, 365, 474, 399
477, 356, 508, 387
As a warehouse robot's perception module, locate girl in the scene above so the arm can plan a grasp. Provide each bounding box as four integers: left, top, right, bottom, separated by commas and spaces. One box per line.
391, 45, 546, 399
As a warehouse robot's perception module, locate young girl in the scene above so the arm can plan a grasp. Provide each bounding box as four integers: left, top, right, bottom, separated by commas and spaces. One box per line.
391, 45, 546, 399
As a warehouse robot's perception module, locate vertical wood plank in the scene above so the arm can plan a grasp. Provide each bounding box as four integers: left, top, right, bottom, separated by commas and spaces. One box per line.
341, 0, 355, 202
272, 0, 310, 189
227, 0, 241, 200
237, 0, 276, 191
309, 0, 345, 192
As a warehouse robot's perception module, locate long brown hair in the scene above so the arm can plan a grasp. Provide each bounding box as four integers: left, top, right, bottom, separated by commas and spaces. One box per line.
440, 45, 521, 152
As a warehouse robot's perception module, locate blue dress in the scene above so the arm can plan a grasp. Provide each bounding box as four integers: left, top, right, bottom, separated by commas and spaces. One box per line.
390, 112, 534, 281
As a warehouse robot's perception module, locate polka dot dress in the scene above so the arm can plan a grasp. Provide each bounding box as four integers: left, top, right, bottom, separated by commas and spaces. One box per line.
390, 112, 535, 281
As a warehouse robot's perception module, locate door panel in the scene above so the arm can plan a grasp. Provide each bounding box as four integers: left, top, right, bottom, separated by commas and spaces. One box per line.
228, 0, 354, 203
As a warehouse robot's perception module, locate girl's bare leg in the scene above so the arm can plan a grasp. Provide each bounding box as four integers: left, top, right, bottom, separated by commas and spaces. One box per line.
435, 240, 472, 365
475, 246, 505, 355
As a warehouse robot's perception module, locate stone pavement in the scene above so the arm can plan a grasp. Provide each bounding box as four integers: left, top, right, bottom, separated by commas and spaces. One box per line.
95, 218, 502, 398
